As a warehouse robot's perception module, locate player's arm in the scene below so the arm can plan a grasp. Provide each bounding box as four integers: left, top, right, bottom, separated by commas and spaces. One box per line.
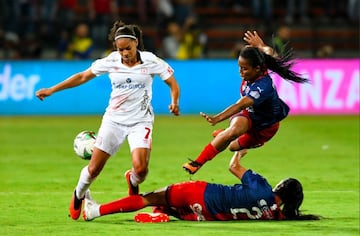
36, 68, 96, 100
164, 75, 180, 116
243, 31, 277, 57
229, 149, 248, 180
201, 96, 254, 126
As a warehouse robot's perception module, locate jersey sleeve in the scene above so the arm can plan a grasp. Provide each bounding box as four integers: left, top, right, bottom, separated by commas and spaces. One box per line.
143, 52, 174, 80
246, 76, 273, 106
90, 52, 117, 76
156, 57, 174, 81
241, 169, 270, 189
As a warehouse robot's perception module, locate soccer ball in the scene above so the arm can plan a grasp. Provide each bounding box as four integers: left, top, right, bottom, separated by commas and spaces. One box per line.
73, 131, 97, 160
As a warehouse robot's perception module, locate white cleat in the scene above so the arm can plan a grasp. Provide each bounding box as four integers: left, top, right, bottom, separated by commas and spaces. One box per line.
83, 190, 100, 221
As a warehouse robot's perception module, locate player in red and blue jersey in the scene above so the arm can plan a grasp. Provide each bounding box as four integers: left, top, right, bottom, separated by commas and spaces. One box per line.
82, 149, 320, 222
183, 31, 308, 175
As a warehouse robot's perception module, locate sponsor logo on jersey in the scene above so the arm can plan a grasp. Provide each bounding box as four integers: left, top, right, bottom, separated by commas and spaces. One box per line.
114, 82, 146, 89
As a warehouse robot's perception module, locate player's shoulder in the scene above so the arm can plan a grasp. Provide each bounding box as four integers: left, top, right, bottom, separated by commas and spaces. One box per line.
242, 169, 267, 182
257, 74, 272, 84
139, 51, 168, 64
106, 51, 121, 59
252, 74, 273, 89
96, 51, 120, 64
139, 51, 157, 60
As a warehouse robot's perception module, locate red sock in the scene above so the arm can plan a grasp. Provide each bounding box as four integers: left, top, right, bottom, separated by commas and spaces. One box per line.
99, 195, 146, 216
195, 143, 220, 165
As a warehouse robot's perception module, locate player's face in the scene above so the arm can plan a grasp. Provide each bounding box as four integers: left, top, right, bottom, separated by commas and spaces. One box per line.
115, 38, 138, 65
238, 56, 261, 82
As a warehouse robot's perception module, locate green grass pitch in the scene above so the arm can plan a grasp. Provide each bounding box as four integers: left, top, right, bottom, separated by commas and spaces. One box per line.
0, 115, 359, 236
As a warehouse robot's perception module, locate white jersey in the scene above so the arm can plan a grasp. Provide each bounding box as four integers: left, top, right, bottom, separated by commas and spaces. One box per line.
90, 51, 174, 125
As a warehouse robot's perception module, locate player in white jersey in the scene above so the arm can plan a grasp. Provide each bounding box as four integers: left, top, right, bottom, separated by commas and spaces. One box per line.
35, 20, 180, 221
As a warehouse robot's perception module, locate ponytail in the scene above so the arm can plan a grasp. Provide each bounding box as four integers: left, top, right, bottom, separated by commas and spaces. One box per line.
240, 46, 308, 84
130, 24, 144, 51
282, 203, 321, 220
264, 49, 308, 83
274, 178, 321, 221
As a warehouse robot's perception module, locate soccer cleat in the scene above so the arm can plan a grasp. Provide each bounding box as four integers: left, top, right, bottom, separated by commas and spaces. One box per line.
182, 159, 202, 174
134, 212, 170, 223
68, 190, 84, 220
212, 129, 225, 137
124, 170, 139, 195
83, 190, 100, 221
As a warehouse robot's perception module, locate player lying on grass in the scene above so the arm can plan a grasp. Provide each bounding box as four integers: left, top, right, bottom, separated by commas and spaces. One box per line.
82, 149, 320, 222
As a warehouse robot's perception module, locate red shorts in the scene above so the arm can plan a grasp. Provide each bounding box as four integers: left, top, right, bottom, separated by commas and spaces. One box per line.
232, 110, 280, 149
166, 181, 214, 221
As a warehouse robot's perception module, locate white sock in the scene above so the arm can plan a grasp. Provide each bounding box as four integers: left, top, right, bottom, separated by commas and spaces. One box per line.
92, 203, 101, 218
130, 169, 146, 186
75, 166, 95, 199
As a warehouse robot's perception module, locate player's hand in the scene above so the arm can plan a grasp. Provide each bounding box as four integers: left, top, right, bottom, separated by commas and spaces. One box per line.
169, 103, 180, 116
243, 31, 265, 48
200, 112, 218, 126
35, 88, 53, 101
243, 30, 275, 56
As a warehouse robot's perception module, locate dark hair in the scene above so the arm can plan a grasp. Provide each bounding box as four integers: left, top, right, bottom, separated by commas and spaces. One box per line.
239, 46, 308, 84
108, 20, 144, 50
274, 178, 321, 220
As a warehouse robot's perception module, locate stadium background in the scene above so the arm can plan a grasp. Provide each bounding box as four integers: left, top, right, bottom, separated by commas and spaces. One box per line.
0, 0, 359, 60
1, 1, 358, 115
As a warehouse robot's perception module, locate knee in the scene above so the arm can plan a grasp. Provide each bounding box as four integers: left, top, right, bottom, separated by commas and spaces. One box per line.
229, 145, 240, 152
228, 142, 240, 152
224, 126, 243, 141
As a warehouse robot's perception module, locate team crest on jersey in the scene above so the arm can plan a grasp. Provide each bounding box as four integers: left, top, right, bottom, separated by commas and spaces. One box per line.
126, 78, 131, 83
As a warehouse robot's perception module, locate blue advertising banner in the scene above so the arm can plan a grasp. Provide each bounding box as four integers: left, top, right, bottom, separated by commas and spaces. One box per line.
0, 60, 240, 115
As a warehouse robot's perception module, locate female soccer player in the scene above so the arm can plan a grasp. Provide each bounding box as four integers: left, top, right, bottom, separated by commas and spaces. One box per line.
82, 149, 320, 222
35, 20, 180, 220
183, 31, 308, 174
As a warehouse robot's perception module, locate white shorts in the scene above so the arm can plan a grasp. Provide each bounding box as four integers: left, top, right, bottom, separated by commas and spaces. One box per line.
94, 118, 153, 156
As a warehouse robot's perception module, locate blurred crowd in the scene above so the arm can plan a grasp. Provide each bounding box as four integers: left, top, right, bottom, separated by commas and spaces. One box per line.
0, 0, 358, 60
